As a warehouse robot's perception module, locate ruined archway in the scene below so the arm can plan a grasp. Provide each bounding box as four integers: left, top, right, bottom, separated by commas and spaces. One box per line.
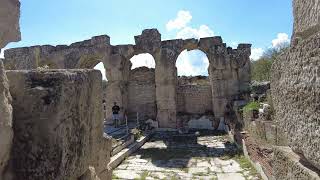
175, 49, 214, 129
176, 49, 209, 76
127, 53, 157, 122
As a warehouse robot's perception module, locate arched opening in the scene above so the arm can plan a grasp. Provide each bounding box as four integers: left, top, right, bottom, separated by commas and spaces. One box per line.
176, 49, 214, 129
93, 62, 107, 81
176, 49, 209, 76
130, 53, 155, 70
127, 53, 157, 124
93, 62, 108, 124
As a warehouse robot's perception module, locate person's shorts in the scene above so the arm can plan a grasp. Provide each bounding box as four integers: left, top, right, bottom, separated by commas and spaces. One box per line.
112, 114, 119, 120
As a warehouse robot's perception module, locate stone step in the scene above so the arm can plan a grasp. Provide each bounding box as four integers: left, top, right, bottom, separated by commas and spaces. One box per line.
108, 130, 154, 170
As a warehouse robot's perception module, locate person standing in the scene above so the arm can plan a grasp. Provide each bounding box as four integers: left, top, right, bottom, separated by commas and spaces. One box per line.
112, 102, 120, 127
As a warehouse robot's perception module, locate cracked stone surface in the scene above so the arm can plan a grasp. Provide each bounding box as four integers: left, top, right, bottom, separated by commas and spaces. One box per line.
113, 132, 260, 180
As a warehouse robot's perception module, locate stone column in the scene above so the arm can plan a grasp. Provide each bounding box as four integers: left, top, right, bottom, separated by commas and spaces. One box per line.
103, 54, 130, 122
208, 45, 229, 118
155, 48, 178, 128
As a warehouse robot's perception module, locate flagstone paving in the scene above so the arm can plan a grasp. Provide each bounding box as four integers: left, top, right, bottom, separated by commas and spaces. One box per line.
113, 131, 261, 180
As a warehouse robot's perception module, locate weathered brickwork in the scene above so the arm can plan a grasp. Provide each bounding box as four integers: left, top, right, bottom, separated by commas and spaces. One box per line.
128, 67, 156, 121
177, 85, 212, 115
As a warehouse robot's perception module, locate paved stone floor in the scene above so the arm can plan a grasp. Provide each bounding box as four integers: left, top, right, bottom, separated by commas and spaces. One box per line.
113, 131, 261, 180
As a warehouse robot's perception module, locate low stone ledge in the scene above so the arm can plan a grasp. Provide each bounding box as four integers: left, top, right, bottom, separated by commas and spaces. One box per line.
273, 146, 320, 180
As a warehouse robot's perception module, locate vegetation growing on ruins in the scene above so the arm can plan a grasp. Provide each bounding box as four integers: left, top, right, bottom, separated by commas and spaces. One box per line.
242, 102, 260, 113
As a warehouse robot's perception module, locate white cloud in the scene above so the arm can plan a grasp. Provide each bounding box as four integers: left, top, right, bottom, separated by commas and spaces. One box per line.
176, 50, 209, 76
272, 33, 290, 49
93, 62, 107, 80
250, 48, 264, 61
0, 49, 4, 58
166, 10, 192, 31
130, 53, 155, 69
176, 25, 214, 39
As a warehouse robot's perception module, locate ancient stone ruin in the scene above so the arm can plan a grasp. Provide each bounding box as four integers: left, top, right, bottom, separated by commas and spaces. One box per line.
3, 29, 252, 129
0, 0, 319, 179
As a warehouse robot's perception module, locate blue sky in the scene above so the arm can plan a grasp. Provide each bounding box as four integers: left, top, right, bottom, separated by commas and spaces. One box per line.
1, 0, 293, 77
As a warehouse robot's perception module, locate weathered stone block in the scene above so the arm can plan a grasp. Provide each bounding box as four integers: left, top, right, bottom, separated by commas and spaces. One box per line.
6, 69, 111, 180
273, 146, 320, 180
0, 0, 21, 49
0, 61, 13, 177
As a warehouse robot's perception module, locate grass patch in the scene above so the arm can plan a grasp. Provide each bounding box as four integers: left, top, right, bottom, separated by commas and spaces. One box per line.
112, 173, 120, 179
134, 171, 149, 180
233, 155, 260, 179
242, 101, 260, 113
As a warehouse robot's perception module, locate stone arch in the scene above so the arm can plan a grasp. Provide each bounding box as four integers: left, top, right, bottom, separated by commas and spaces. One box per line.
76, 54, 104, 69
127, 53, 157, 122
74, 53, 111, 80
175, 49, 210, 76
175, 49, 214, 129
129, 53, 156, 70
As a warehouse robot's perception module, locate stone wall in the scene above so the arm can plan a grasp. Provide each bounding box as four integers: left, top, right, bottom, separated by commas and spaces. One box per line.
292, 0, 320, 43
0, 0, 20, 178
0, 61, 13, 177
271, 0, 320, 175
177, 85, 212, 114
3, 35, 110, 70
5, 69, 111, 180
128, 67, 156, 121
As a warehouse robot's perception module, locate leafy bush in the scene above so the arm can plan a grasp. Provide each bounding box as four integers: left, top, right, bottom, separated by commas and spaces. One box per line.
251, 58, 273, 81
242, 101, 260, 113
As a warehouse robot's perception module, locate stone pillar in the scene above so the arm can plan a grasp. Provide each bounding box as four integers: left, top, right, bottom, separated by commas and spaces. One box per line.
155, 48, 178, 128
103, 54, 130, 122
207, 44, 229, 118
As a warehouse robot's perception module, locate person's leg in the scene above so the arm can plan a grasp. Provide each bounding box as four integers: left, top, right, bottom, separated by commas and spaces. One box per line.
112, 114, 117, 127
115, 114, 119, 128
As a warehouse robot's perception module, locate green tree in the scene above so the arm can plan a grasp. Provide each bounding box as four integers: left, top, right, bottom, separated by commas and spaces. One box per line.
251, 45, 289, 82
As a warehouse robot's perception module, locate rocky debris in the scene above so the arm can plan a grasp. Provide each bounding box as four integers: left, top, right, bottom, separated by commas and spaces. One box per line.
250, 81, 270, 98
6, 69, 112, 180
0, 61, 13, 177
177, 75, 210, 86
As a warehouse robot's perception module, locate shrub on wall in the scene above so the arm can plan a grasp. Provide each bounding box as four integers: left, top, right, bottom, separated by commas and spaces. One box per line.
242, 101, 260, 113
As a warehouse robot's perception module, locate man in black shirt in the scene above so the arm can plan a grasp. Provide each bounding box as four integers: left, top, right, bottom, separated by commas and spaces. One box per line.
112, 102, 120, 127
